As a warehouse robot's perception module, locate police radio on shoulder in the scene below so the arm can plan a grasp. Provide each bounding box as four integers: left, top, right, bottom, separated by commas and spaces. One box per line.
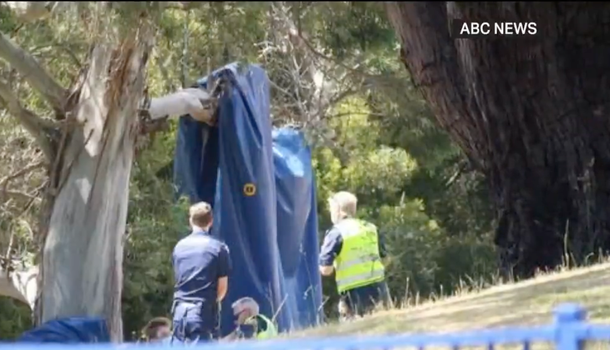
459, 22, 538, 36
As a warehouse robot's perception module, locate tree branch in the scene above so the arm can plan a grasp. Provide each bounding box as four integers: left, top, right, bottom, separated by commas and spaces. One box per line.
0, 160, 46, 188
2, 189, 38, 201
0, 265, 38, 309
0, 31, 67, 112
384, 1, 484, 164
1, 2, 56, 23
0, 81, 55, 160
156, 52, 176, 92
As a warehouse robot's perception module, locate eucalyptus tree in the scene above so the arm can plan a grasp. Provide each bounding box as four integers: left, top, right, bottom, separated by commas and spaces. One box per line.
386, 2, 610, 277
0, 2, 215, 340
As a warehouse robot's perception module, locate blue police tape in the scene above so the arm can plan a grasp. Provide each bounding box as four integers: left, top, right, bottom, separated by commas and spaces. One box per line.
4, 303, 610, 349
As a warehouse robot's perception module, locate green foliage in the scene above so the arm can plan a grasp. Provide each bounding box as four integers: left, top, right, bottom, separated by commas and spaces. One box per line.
121, 120, 189, 340
0, 1, 496, 339
380, 200, 497, 299
313, 97, 495, 315
0, 298, 31, 340
314, 2, 396, 60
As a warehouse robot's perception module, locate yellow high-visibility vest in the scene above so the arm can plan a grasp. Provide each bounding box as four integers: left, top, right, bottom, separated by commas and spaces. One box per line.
247, 314, 278, 339
333, 218, 385, 293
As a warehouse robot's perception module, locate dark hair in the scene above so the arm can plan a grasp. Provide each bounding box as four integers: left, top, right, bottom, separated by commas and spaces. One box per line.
142, 317, 171, 341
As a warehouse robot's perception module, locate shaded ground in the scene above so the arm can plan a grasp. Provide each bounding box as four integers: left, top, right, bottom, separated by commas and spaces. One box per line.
290, 263, 610, 340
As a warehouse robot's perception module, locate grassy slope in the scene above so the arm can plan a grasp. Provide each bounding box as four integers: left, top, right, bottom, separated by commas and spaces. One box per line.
292, 263, 610, 338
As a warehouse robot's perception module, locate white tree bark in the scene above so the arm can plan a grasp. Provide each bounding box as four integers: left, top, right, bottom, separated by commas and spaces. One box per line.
37, 22, 158, 337
0, 86, 213, 334
0, 266, 38, 308
0, 84, 214, 313
0, 10, 215, 340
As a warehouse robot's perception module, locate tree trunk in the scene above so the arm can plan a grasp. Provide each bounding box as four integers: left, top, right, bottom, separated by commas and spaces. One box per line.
0, 4, 220, 340
386, 2, 610, 278
0, 20, 215, 341
37, 31, 153, 341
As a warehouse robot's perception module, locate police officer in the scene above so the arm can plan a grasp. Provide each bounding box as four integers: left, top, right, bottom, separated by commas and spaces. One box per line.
171, 202, 232, 343
223, 297, 278, 340
319, 191, 390, 320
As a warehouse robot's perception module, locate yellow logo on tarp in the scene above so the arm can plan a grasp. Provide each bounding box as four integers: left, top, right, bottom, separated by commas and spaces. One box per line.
243, 183, 256, 196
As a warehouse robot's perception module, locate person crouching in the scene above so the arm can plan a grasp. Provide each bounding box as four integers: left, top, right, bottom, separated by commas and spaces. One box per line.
223, 297, 278, 340
141, 317, 172, 343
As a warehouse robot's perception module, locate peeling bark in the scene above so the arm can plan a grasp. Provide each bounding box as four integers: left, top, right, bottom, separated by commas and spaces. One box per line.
1, 4, 219, 339
38, 28, 153, 340
387, 2, 610, 278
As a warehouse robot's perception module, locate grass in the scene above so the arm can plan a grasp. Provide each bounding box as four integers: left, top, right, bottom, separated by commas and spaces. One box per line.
289, 262, 610, 338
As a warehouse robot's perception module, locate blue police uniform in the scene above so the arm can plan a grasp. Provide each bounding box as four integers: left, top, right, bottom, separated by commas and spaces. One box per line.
171, 228, 231, 343
319, 224, 390, 318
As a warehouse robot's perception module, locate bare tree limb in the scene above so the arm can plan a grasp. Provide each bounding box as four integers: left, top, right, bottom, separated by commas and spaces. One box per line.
0, 81, 55, 160
268, 1, 355, 134
1, 2, 56, 23
0, 160, 46, 202
30, 43, 82, 69
2, 189, 38, 201
156, 52, 176, 92
0, 265, 38, 309
0, 160, 44, 206
0, 31, 67, 112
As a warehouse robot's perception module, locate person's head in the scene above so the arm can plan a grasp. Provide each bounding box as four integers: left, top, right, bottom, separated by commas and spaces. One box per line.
189, 202, 213, 230
142, 317, 171, 342
232, 297, 260, 325
328, 191, 358, 224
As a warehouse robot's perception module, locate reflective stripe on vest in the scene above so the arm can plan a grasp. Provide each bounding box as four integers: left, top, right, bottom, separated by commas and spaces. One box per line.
333, 218, 385, 293
252, 314, 278, 339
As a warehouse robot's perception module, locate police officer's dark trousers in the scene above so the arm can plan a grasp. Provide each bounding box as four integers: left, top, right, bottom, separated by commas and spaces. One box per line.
171, 301, 216, 343
340, 281, 390, 321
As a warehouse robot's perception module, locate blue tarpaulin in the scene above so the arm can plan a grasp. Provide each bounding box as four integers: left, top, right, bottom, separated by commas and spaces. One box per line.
272, 128, 322, 328
173, 63, 323, 336
17, 317, 109, 343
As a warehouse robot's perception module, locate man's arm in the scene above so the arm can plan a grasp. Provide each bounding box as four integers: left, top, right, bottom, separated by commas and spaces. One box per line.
378, 231, 388, 259
217, 277, 228, 301
217, 244, 232, 301
319, 229, 342, 276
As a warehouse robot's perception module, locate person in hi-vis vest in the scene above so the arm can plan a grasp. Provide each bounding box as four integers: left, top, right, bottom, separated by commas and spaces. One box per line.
222, 297, 278, 340
319, 191, 390, 320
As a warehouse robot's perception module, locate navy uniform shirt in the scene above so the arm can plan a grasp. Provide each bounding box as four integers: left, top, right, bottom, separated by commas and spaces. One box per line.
172, 228, 232, 304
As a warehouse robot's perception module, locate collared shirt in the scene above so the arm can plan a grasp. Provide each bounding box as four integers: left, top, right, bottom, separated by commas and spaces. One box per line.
318, 219, 387, 267
172, 228, 232, 304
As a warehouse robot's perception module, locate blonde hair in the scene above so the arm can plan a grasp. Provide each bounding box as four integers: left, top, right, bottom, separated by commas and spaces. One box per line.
189, 202, 213, 228
328, 191, 358, 217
